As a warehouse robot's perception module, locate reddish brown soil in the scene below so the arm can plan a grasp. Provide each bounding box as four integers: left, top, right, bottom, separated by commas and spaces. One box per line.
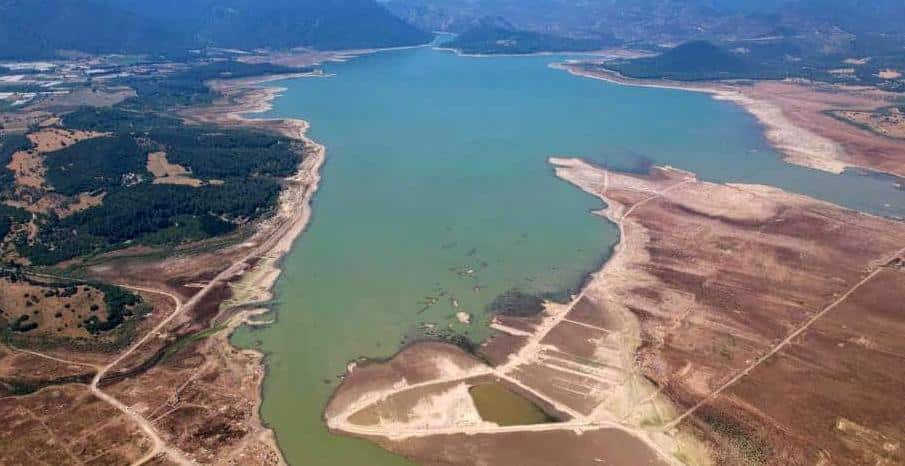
561, 161, 905, 465
0, 385, 153, 464
378, 428, 670, 466
682, 268, 905, 465
745, 82, 905, 178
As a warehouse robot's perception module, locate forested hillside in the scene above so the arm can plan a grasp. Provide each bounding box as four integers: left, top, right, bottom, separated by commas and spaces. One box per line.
446, 17, 615, 55
0, 0, 431, 59
604, 38, 905, 91
0, 61, 311, 265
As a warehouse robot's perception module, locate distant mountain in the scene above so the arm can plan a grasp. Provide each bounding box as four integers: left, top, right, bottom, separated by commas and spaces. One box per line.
446, 17, 617, 55
0, 0, 431, 59
385, 0, 905, 46
111, 0, 432, 50
0, 0, 183, 59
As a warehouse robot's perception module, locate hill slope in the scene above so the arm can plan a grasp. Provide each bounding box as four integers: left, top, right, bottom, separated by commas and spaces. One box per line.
607, 41, 757, 80
0, 0, 431, 59
446, 16, 615, 54
0, 0, 185, 58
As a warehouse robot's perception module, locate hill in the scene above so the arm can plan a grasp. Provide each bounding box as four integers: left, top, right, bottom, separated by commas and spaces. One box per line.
604, 38, 905, 90
0, 0, 185, 58
606, 41, 760, 81
446, 17, 616, 55
0, 0, 431, 59
387, 0, 905, 46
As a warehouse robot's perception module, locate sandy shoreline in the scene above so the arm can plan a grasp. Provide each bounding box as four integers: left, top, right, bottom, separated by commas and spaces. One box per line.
182, 70, 328, 464
553, 62, 860, 174
434, 46, 649, 59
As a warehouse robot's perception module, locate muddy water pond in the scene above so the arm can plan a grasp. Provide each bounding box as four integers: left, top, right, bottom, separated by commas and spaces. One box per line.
469, 382, 556, 426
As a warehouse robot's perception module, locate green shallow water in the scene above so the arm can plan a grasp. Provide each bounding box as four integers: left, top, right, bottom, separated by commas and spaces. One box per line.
469, 383, 556, 426
231, 45, 905, 466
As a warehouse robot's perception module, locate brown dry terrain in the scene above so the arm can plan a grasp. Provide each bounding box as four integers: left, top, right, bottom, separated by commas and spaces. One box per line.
1, 66, 327, 465
4, 128, 109, 217
146, 152, 205, 187
745, 81, 905, 178
1, 277, 115, 341
0, 384, 154, 465
27, 128, 108, 154
0, 88, 132, 133
325, 158, 905, 466
833, 107, 905, 140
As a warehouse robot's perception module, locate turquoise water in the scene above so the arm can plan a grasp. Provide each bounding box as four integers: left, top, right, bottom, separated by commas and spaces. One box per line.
231, 45, 905, 466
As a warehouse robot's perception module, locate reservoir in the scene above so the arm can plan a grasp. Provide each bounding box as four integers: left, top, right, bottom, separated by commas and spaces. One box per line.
231, 44, 905, 465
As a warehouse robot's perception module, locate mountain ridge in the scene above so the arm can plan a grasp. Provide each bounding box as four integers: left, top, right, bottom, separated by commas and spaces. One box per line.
0, 0, 432, 59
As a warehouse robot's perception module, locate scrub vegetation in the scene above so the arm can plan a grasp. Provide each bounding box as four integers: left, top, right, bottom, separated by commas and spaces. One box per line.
0, 269, 145, 340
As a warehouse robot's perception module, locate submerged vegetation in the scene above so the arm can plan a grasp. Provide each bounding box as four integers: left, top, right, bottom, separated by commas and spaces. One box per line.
487, 289, 545, 317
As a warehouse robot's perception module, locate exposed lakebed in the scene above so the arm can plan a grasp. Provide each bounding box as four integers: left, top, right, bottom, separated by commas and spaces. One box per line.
231, 45, 905, 465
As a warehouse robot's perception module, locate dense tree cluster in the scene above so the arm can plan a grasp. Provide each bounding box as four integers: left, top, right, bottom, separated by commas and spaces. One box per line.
0, 134, 32, 186
7, 78, 302, 265
44, 135, 147, 196
83, 283, 143, 333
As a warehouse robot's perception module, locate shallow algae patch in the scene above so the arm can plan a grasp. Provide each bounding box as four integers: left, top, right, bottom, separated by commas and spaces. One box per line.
468, 382, 556, 426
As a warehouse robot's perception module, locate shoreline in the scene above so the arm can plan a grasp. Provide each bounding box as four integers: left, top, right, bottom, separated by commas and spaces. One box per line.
552, 62, 856, 175
321, 159, 709, 465
185, 70, 329, 464
434, 46, 648, 59
322, 153, 905, 465
206, 44, 905, 465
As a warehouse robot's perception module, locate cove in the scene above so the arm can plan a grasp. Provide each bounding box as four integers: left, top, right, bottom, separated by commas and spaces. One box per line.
230, 45, 905, 466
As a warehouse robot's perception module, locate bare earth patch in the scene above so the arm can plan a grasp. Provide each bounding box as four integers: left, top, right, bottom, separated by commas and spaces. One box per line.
0, 384, 154, 464
147, 151, 204, 187
833, 107, 905, 139
554, 158, 905, 465
7, 148, 46, 188
5, 128, 110, 215
27, 127, 108, 153
0, 277, 108, 340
